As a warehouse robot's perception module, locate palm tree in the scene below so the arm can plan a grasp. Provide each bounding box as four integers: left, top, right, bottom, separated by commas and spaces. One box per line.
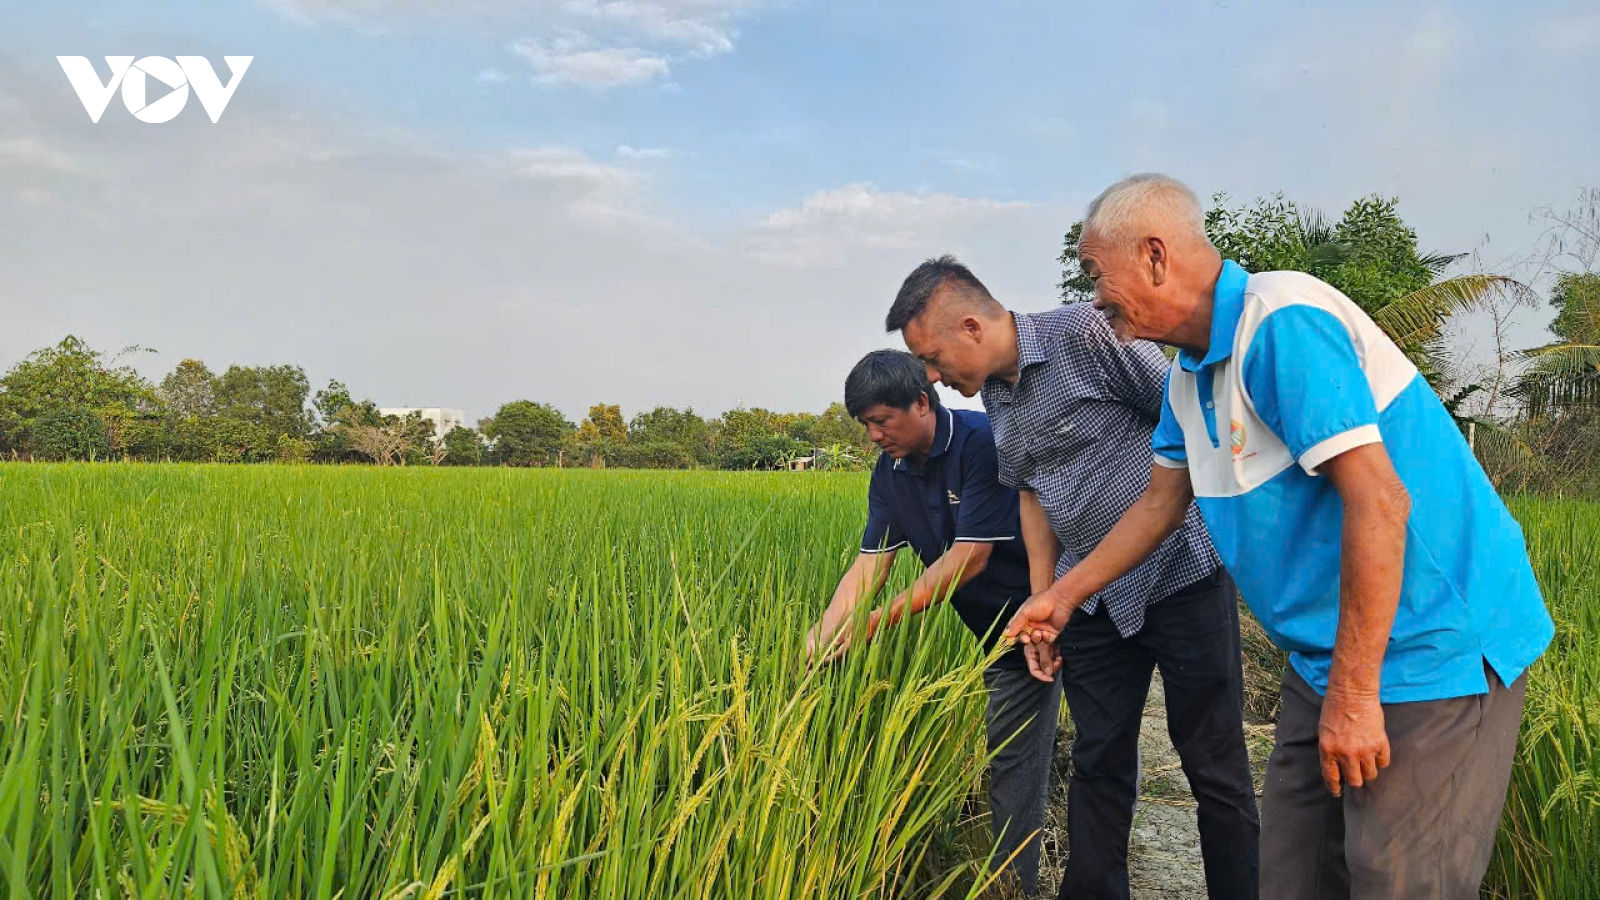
1514, 273, 1600, 417
1371, 271, 1530, 391
1266, 208, 1524, 392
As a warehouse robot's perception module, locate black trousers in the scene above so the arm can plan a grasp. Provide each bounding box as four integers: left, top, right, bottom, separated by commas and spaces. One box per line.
1057, 568, 1260, 900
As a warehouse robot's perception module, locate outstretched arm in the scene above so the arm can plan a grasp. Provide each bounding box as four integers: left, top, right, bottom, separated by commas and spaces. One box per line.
870, 540, 993, 635
1006, 463, 1193, 681
807, 549, 897, 664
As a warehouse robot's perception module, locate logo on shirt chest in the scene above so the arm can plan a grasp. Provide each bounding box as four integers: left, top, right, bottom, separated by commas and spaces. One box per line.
1230, 419, 1258, 461
947, 490, 961, 505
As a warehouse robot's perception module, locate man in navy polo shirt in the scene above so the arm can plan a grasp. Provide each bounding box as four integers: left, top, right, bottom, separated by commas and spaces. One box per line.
805, 349, 1055, 896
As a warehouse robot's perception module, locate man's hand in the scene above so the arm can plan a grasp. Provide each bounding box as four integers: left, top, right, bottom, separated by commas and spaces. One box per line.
805, 609, 888, 668
1005, 592, 1071, 682
804, 621, 846, 667
1317, 684, 1391, 796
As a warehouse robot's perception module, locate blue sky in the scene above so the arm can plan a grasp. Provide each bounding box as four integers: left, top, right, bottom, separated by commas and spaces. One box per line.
2, 0, 1596, 422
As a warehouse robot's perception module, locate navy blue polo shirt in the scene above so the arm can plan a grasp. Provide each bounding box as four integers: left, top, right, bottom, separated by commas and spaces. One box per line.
861, 407, 1032, 668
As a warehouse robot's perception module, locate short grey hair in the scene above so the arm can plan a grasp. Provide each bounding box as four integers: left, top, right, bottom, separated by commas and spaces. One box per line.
1082, 173, 1209, 249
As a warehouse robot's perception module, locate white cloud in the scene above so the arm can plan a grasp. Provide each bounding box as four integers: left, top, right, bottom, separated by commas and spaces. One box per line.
616, 144, 672, 159
258, 0, 761, 88
511, 33, 671, 87
508, 146, 639, 193
751, 183, 1036, 268
561, 0, 742, 58
0, 137, 78, 174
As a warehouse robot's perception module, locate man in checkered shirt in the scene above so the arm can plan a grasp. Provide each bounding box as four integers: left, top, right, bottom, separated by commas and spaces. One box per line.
888, 256, 1260, 900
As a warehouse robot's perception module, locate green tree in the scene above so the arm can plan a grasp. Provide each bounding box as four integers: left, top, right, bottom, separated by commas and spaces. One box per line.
441, 426, 486, 466
714, 407, 806, 469
397, 412, 440, 466
567, 404, 629, 467
275, 433, 312, 465
629, 407, 710, 453
1518, 272, 1600, 416
0, 336, 155, 454
212, 417, 273, 464
159, 359, 218, 420
214, 365, 312, 439
482, 401, 574, 467
808, 402, 874, 457
577, 404, 627, 444
31, 406, 110, 461
720, 432, 808, 470
310, 380, 365, 463
313, 380, 356, 428
1512, 189, 1599, 419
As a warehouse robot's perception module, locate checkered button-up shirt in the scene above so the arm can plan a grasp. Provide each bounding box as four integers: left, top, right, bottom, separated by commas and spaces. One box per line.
980, 304, 1220, 638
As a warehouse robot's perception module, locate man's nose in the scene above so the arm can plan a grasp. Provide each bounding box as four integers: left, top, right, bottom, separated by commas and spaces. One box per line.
924, 363, 942, 384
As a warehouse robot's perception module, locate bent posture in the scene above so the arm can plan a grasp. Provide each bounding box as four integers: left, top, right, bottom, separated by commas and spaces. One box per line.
1008, 173, 1554, 900
888, 256, 1259, 900
807, 349, 1054, 896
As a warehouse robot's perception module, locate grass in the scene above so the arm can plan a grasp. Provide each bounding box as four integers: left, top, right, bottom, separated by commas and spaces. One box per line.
0, 464, 1593, 899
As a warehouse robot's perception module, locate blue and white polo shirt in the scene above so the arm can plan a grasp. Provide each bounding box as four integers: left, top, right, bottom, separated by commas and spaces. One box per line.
1151, 260, 1553, 703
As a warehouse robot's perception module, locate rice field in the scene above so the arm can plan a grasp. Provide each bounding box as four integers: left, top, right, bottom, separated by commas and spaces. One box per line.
0, 464, 1594, 899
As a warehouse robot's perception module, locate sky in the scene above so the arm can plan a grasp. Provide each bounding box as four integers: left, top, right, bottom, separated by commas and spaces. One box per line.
1, 0, 1596, 424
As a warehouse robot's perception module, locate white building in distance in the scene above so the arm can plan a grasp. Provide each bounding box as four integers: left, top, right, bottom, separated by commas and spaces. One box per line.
378, 408, 466, 442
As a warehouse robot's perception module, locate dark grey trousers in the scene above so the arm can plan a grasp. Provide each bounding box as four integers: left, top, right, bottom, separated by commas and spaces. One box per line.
1260, 663, 1527, 900
984, 662, 1063, 897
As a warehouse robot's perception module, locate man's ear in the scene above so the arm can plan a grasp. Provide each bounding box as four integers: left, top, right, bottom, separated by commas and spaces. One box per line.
961, 314, 984, 342
914, 393, 930, 415
1147, 236, 1169, 287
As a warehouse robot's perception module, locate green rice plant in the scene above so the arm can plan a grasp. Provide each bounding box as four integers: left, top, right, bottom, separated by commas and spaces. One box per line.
0, 464, 1004, 899
0, 464, 1592, 899
1486, 497, 1600, 900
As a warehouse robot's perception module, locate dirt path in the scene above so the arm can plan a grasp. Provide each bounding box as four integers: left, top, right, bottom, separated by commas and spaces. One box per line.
1030, 673, 1275, 899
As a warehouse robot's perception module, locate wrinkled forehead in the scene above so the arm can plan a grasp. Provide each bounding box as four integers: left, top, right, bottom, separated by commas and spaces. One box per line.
1077, 226, 1119, 266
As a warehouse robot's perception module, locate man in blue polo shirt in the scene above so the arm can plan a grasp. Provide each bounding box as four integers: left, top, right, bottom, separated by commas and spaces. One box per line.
805, 349, 1054, 896
1007, 173, 1554, 899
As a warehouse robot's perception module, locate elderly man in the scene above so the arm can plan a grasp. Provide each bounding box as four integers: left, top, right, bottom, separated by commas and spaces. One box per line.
806, 349, 1057, 896
887, 258, 1260, 900
1007, 173, 1555, 900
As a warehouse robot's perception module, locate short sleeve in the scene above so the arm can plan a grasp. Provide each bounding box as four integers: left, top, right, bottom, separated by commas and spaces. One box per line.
954, 434, 1020, 543
1242, 305, 1382, 474
860, 469, 908, 553
1073, 305, 1170, 421
1150, 368, 1188, 469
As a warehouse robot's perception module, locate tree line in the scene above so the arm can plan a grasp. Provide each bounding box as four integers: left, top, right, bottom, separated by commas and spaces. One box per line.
0, 343, 878, 470
3, 187, 1594, 484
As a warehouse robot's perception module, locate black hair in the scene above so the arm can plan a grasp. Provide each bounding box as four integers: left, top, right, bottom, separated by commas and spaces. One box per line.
885, 253, 998, 332
844, 349, 942, 420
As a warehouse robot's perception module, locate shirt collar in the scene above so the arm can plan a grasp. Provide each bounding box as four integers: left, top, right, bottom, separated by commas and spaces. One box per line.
893, 407, 955, 471
1177, 259, 1249, 373
1014, 312, 1049, 371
